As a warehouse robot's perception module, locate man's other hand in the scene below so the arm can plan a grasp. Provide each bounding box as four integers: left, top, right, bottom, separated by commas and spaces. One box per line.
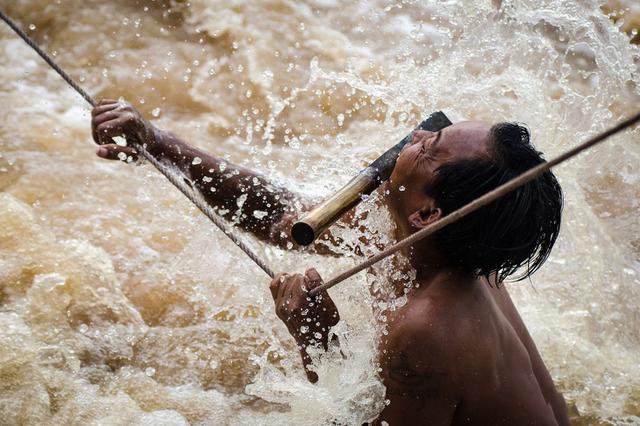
91, 99, 155, 163
270, 268, 340, 348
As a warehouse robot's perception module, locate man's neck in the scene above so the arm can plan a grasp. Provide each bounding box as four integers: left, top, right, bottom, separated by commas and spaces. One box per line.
389, 259, 475, 299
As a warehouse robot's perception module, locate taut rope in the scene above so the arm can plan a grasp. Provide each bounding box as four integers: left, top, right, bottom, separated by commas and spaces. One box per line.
0, 9, 276, 278
311, 111, 640, 295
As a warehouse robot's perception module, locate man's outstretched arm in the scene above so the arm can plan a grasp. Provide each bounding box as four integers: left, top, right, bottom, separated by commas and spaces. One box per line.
91, 99, 335, 251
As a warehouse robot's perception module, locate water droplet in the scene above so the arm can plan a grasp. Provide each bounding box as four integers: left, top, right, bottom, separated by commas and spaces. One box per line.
78, 324, 88, 333
253, 210, 268, 219
236, 194, 248, 208
28, 24, 36, 31
145, 367, 156, 377
192, 157, 202, 165
399, 185, 406, 192
112, 136, 127, 146
299, 326, 309, 334
117, 152, 128, 161
337, 113, 345, 127
151, 107, 161, 117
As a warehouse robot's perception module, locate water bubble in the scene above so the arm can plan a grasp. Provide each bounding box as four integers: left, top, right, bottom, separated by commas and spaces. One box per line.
299, 326, 309, 334
202, 176, 212, 183
117, 152, 128, 161
145, 367, 156, 377
78, 324, 88, 333
236, 194, 248, 208
151, 107, 161, 117
399, 185, 406, 192
28, 24, 36, 31
337, 114, 345, 127
253, 210, 268, 219
112, 136, 127, 146
192, 157, 202, 165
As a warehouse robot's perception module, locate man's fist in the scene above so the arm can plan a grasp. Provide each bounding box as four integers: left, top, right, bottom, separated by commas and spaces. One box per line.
269, 268, 340, 348
91, 99, 155, 162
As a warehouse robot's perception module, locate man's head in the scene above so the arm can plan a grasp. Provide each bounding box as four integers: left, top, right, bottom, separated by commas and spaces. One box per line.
385, 121, 563, 281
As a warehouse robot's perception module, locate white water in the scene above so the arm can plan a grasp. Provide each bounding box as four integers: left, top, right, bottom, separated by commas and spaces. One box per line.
0, 0, 639, 424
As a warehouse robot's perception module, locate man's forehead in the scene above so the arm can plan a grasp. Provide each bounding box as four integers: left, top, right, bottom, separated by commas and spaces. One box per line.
442, 121, 492, 140
441, 121, 493, 156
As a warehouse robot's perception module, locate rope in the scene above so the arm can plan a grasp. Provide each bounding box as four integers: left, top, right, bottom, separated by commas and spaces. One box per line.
0, 9, 275, 279
311, 111, 640, 295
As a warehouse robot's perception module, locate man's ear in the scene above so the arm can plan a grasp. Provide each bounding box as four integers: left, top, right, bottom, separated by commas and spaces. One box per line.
408, 202, 442, 230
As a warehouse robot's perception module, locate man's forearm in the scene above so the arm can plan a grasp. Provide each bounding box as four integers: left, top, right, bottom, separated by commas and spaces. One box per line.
145, 128, 300, 246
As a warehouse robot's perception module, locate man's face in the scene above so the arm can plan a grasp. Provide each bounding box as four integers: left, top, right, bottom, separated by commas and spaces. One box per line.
384, 121, 494, 234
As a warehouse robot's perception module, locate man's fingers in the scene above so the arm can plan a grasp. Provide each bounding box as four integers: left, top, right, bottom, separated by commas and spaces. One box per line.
92, 103, 120, 117
95, 116, 133, 144
96, 144, 138, 162
93, 110, 124, 127
98, 98, 119, 106
277, 274, 292, 301
269, 273, 287, 299
304, 268, 323, 291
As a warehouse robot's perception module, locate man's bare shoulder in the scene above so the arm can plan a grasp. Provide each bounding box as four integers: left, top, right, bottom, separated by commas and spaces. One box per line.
382, 283, 501, 378
383, 293, 480, 379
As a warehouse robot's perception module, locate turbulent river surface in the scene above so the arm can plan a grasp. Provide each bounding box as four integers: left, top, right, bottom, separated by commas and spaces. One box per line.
1, 0, 639, 425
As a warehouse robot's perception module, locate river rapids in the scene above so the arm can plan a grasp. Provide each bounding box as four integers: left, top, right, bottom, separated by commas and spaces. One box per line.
0, 0, 639, 425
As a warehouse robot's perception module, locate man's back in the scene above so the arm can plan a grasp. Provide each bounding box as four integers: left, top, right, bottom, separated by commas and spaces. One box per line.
376, 273, 567, 425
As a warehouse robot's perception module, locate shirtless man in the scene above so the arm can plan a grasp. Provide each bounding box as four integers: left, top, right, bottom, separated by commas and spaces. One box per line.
92, 100, 569, 425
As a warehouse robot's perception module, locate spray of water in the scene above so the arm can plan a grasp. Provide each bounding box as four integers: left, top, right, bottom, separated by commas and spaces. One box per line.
0, 0, 639, 424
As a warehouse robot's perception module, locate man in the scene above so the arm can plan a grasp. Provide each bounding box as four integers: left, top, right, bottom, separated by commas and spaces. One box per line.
92, 100, 569, 425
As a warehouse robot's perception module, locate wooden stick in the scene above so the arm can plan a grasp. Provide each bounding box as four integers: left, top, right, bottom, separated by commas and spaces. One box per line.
311, 111, 640, 295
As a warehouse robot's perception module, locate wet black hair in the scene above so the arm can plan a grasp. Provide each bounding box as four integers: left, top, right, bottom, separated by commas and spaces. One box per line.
427, 122, 563, 282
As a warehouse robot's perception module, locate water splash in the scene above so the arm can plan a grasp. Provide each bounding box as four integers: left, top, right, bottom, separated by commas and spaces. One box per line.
0, 0, 639, 424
